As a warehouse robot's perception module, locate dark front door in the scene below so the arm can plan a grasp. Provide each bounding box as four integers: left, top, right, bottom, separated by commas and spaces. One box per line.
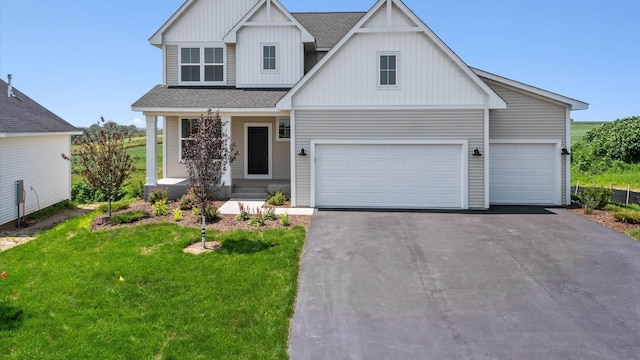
247, 126, 269, 175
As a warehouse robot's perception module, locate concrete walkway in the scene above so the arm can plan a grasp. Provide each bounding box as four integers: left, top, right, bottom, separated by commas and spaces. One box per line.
289, 207, 640, 359
218, 198, 314, 216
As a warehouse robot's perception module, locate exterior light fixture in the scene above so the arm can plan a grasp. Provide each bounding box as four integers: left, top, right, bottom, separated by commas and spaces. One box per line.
472, 148, 482, 157
298, 148, 308, 156
561, 148, 571, 156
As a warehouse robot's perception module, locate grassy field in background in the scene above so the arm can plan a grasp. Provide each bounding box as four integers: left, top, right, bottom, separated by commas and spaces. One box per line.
0, 214, 306, 358
571, 122, 640, 191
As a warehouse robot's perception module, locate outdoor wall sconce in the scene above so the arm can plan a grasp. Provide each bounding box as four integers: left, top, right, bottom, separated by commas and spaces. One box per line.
298, 148, 308, 156
472, 148, 482, 157
561, 148, 571, 156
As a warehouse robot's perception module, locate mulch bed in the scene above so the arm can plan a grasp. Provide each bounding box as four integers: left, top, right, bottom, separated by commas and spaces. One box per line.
569, 208, 640, 235
92, 200, 310, 232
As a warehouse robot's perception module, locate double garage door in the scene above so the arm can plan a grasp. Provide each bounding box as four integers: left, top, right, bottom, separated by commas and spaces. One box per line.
314, 143, 464, 209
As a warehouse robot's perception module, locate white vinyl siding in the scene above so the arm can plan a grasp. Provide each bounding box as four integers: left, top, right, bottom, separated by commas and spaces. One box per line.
294, 32, 487, 107
0, 136, 72, 226
163, 0, 260, 43
236, 26, 303, 87
165, 45, 179, 85
231, 117, 290, 180
227, 45, 237, 86
485, 79, 569, 204
165, 117, 189, 178
295, 109, 485, 208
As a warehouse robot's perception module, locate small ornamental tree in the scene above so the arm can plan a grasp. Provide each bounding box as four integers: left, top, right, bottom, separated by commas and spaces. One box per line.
183, 110, 237, 248
64, 117, 136, 217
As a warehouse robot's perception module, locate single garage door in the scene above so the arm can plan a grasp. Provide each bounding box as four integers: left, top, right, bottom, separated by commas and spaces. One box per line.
315, 144, 464, 209
490, 143, 559, 205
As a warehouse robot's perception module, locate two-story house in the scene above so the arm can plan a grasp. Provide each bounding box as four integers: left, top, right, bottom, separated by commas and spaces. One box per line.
133, 0, 588, 210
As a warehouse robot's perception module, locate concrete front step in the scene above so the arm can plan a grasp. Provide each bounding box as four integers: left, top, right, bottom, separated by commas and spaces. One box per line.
231, 192, 268, 199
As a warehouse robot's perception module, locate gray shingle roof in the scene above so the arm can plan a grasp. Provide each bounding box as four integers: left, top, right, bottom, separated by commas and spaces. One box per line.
132, 86, 290, 110
292, 12, 366, 49
0, 79, 79, 134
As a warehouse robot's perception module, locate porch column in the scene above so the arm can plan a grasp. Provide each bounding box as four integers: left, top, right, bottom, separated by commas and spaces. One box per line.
221, 115, 232, 187
145, 115, 158, 186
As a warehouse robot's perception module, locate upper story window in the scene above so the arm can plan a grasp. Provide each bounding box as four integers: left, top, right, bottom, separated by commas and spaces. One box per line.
180, 46, 224, 84
262, 44, 278, 72
379, 53, 397, 87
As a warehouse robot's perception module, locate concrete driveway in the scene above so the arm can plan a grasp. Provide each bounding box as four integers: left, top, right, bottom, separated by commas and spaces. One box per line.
289, 208, 640, 359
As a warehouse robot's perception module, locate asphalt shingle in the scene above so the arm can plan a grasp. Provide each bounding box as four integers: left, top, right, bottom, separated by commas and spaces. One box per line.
0, 79, 78, 134
132, 86, 289, 110
293, 12, 366, 49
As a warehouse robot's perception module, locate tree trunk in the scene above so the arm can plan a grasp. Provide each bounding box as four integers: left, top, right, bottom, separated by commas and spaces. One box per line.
201, 215, 206, 248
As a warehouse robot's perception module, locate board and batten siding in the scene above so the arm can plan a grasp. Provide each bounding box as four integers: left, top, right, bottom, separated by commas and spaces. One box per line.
294, 110, 486, 208
0, 136, 72, 226
165, 45, 179, 86
231, 117, 291, 180
485, 79, 569, 203
236, 26, 304, 87
293, 32, 487, 107
163, 0, 260, 43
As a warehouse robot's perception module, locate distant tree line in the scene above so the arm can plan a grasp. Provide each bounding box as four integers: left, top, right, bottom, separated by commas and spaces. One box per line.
72, 123, 163, 143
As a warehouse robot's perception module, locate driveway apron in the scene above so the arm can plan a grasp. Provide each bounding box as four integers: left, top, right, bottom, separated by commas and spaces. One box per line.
289, 208, 640, 360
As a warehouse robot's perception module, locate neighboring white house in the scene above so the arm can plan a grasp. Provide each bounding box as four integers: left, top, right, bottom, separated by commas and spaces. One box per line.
0, 77, 80, 228
133, 0, 588, 209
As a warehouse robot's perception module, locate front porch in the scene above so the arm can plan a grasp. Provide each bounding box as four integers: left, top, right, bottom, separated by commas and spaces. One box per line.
150, 178, 292, 202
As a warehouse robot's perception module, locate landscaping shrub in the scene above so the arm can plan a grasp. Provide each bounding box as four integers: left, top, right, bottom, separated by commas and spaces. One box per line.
173, 208, 183, 222
111, 210, 149, 224
236, 203, 250, 221
267, 191, 288, 206
128, 179, 145, 199
148, 187, 168, 204
248, 216, 265, 227
152, 200, 169, 216
204, 206, 218, 223
72, 182, 125, 204
98, 201, 131, 214
612, 209, 640, 224
280, 213, 290, 227
579, 187, 613, 211
179, 193, 196, 210
262, 205, 277, 221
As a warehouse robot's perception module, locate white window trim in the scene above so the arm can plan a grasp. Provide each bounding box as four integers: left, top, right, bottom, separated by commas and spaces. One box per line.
244, 122, 273, 179
260, 42, 279, 74
377, 51, 400, 89
276, 117, 290, 142
179, 43, 226, 85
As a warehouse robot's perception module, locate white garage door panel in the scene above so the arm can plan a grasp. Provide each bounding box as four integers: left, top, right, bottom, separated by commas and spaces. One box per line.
490, 143, 558, 205
315, 144, 463, 208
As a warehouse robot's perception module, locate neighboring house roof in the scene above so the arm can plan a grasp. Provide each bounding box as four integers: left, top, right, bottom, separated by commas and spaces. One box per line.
473, 68, 589, 110
132, 86, 289, 112
0, 79, 79, 136
292, 12, 366, 49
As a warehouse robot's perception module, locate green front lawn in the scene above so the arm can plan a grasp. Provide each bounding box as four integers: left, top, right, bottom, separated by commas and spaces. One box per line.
0, 214, 306, 359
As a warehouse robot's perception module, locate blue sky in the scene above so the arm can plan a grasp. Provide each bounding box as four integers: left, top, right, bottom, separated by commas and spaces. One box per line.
1, 0, 638, 128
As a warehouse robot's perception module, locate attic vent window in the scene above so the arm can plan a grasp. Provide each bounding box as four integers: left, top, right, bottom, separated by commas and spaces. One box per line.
379, 54, 398, 86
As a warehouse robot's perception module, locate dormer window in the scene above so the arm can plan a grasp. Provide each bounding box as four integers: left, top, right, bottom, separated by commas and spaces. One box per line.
262, 43, 278, 72
180, 45, 225, 84
379, 53, 398, 87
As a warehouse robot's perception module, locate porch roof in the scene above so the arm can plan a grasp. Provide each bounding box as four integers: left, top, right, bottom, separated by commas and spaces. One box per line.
132, 86, 290, 112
